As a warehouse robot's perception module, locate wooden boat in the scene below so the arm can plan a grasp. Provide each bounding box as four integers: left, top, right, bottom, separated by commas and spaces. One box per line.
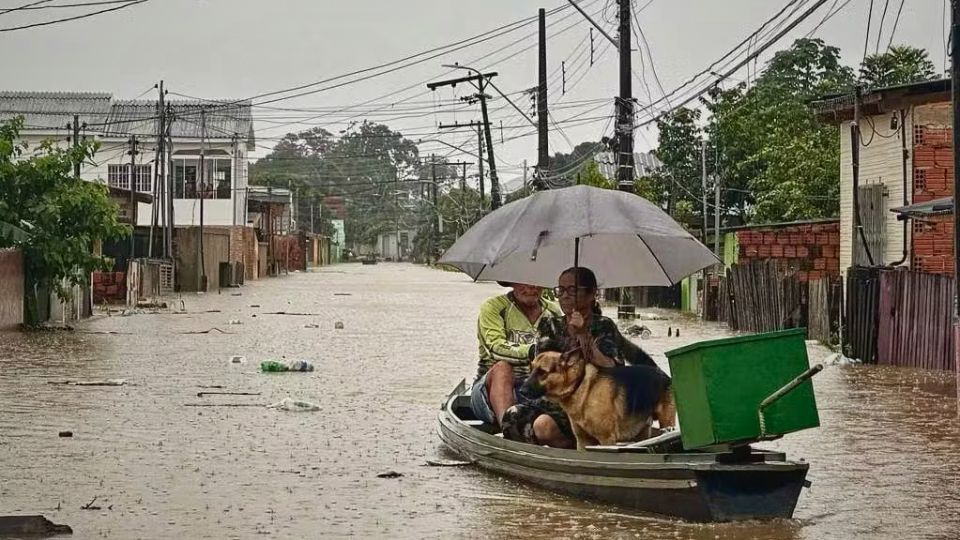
437, 380, 811, 522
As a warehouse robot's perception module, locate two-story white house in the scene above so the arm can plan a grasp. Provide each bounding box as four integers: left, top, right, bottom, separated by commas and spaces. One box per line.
0, 91, 254, 229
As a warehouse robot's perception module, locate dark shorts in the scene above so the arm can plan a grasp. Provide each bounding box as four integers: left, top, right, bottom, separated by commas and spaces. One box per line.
469, 372, 572, 443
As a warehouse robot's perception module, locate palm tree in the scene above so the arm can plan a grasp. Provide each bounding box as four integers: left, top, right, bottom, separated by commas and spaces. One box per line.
860, 46, 938, 89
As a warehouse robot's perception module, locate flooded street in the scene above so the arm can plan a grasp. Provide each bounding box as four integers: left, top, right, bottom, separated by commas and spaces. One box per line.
2, 263, 959, 539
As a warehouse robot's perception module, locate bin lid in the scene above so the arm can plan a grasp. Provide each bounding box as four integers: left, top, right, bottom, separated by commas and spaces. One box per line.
665, 328, 807, 358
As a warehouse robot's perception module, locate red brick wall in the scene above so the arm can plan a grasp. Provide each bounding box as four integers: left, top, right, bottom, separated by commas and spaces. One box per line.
275, 234, 305, 272
912, 125, 954, 275
736, 222, 840, 282
243, 227, 258, 280
93, 271, 126, 304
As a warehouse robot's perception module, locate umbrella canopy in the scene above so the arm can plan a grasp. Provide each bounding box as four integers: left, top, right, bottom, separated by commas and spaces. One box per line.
439, 185, 719, 288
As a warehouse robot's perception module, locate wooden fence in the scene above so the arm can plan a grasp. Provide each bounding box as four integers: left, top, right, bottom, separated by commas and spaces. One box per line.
845, 266, 956, 371
876, 269, 955, 370
845, 266, 881, 364
719, 260, 801, 333
715, 260, 840, 343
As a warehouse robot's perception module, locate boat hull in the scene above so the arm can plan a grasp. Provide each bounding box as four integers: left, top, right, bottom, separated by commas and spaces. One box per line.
437, 382, 808, 522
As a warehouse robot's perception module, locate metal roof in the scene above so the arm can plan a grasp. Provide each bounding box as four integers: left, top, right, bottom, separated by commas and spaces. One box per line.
890, 196, 953, 219
103, 99, 255, 149
0, 91, 112, 130
0, 91, 254, 150
813, 79, 951, 122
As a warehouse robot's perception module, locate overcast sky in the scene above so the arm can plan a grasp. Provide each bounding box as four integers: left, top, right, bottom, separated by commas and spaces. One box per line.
0, 0, 946, 185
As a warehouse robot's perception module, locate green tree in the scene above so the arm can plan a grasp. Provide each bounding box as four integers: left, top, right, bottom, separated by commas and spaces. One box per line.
0, 118, 129, 324
652, 107, 703, 226
860, 45, 937, 89
702, 38, 854, 223
251, 121, 422, 248
577, 159, 615, 189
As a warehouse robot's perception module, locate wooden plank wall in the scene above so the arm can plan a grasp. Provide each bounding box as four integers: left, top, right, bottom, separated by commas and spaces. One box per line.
845, 266, 881, 363
876, 269, 955, 370
717, 260, 806, 334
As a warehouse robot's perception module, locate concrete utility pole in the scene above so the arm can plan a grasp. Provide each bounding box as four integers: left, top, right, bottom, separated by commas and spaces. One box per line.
128, 135, 139, 259
198, 108, 207, 292
950, 0, 960, 405
616, 0, 635, 191
68, 114, 82, 177
702, 138, 708, 245
714, 174, 721, 257
536, 7, 549, 190
428, 68, 501, 209
477, 123, 485, 204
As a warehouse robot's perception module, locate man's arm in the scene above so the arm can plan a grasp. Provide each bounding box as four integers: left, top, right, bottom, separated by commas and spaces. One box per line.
478, 301, 532, 365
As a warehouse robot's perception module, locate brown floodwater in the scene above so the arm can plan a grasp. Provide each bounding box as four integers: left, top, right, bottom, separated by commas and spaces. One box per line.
1, 263, 958, 539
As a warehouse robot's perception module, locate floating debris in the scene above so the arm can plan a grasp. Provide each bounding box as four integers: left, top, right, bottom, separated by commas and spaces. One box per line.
424, 459, 472, 467
376, 471, 403, 479
58, 431, 73, 438
0, 515, 72, 536
197, 391, 261, 397
48, 379, 126, 387
334, 321, 345, 329
266, 398, 320, 412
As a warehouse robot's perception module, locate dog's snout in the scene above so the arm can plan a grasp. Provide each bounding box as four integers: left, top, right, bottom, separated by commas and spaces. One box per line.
520, 372, 546, 400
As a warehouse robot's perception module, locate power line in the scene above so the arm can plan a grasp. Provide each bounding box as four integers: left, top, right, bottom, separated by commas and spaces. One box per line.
0, 0, 147, 32
885, 0, 905, 50
874, 0, 891, 54
862, 0, 875, 65
0, 0, 54, 16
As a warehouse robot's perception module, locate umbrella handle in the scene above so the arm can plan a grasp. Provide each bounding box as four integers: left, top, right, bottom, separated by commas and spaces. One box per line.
531, 230, 549, 261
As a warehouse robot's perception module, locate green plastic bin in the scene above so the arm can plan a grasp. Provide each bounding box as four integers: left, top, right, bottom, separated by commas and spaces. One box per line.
666, 328, 820, 450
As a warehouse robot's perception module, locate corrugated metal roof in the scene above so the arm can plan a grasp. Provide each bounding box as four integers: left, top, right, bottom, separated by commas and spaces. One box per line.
0, 92, 254, 149
0, 91, 112, 130
890, 196, 953, 218
102, 99, 254, 148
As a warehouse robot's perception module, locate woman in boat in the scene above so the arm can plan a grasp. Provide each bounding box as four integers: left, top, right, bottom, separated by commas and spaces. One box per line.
538, 266, 660, 370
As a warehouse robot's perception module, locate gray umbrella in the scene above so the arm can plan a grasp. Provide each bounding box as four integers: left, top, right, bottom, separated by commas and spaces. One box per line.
439, 185, 719, 288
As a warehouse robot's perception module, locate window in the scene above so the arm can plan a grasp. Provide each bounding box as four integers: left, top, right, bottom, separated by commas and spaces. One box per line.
107, 164, 151, 192
172, 157, 231, 199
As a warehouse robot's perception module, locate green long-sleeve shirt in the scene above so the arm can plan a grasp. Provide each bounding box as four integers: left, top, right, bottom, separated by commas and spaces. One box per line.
476, 293, 562, 379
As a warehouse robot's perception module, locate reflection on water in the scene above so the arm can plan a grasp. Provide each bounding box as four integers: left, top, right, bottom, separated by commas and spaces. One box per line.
0, 264, 958, 539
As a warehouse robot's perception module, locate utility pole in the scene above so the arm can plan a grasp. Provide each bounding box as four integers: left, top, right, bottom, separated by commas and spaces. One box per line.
166, 103, 175, 262
431, 156, 438, 263
69, 114, 81, 177
428, 69, 501, 209
128, 136, 139, 259
460, 161, 468, 235
149, 81, 165, 259
950, 0, 960, 405
477, 123, 485, 204
714, 175, 721, 257
439, 121, 487, 208
536, 7, 549, 191
616, 0, 635, 191
523, 159, 528, 193
198, 108, 207, 292
702, 138, 708, 244
395, 169, 401, 261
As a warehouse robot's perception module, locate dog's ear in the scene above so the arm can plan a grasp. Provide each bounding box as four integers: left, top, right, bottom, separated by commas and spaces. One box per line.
560, 347, 582, 365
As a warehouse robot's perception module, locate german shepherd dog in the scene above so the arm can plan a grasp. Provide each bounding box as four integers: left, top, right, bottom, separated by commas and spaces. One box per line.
521, 349, 676, 450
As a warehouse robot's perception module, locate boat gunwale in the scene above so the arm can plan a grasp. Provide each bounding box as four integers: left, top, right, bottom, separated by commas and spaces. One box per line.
438, 386, 809, 475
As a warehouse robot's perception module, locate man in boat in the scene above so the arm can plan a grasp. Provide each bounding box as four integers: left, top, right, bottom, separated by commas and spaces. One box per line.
471, 282, 573, 448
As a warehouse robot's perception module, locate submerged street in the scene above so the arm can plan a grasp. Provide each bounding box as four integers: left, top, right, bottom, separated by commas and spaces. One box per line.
1, 263, 959, 539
